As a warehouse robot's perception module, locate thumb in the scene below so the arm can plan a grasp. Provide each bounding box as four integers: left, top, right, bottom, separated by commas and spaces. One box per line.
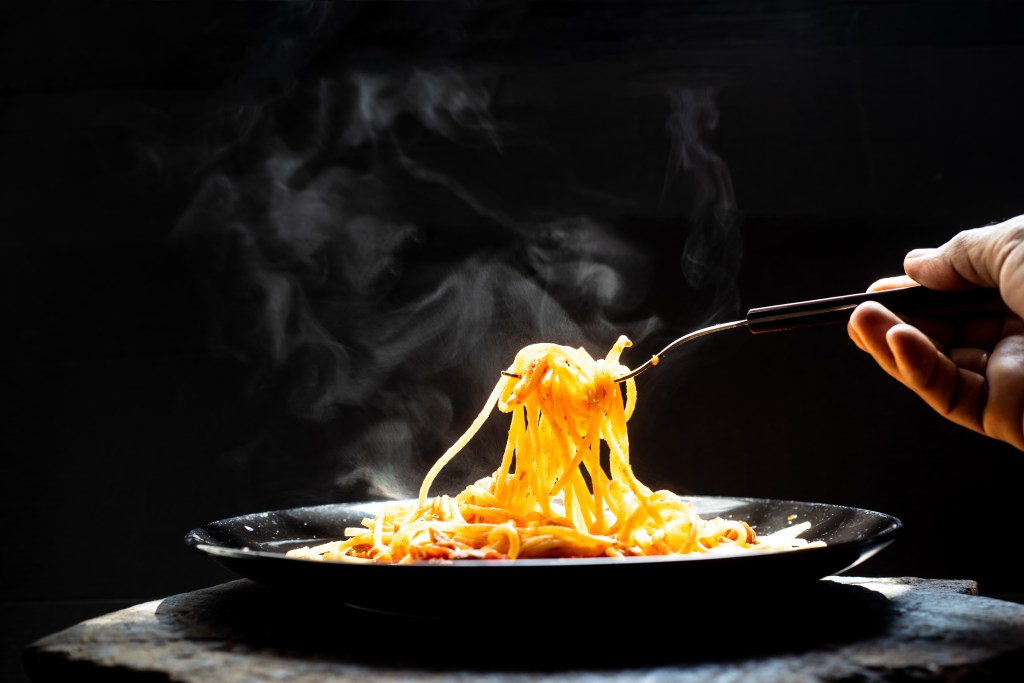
904, 216, 1024, 318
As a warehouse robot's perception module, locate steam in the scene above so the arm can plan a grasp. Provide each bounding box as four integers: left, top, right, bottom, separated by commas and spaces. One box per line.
666, 88, 743, 321
170, 19, 742, 500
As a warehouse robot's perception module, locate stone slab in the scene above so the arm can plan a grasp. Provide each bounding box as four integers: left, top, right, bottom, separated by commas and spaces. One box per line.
21, 577, 1024, 682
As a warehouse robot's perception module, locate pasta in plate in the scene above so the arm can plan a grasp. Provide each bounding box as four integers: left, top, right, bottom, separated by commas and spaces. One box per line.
287, 336, 823, 563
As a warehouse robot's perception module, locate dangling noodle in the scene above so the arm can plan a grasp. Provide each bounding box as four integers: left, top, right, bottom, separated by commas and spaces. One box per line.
287, 336, 823, 563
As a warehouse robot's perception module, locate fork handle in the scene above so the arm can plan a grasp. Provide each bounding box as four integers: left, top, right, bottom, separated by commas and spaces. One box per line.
745, 285, 1001, 333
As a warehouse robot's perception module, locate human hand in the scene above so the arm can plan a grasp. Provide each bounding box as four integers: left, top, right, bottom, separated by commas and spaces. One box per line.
847, 214, 1024, 451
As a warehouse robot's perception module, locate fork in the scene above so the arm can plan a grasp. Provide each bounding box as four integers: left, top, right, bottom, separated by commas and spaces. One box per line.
612, 285, 1000, 381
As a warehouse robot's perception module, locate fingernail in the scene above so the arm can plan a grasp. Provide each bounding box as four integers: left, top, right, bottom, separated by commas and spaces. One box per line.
848, 325, 864, 350
906, 248, 938, 261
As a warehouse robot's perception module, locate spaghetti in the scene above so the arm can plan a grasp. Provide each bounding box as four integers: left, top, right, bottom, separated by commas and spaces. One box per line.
287, 336, 822, 563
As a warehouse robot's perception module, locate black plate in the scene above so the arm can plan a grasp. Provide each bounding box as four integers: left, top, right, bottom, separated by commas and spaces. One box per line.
185, 496, 902, 615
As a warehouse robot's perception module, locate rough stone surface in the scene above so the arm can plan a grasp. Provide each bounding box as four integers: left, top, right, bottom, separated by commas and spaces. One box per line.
22, 577, 1024, 682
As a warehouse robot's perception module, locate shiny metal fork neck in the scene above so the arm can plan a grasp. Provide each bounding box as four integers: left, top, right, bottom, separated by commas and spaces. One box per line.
613, 319, 749, 382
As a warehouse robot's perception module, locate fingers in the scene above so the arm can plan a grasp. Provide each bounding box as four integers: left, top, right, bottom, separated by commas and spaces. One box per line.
885, 323, 988, 438
849, 302, 987, 437
850, 302, 1024, 450
861, 272, 1006, 351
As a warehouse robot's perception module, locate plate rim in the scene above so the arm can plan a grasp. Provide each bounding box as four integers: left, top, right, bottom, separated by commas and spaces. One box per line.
185, 494, 904, 569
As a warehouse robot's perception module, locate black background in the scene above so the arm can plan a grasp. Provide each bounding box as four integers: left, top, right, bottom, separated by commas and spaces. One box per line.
5, 2, 1024, 680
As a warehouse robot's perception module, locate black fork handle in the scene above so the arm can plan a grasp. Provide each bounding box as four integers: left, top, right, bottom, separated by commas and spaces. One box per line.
746, 285, 1001, 334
